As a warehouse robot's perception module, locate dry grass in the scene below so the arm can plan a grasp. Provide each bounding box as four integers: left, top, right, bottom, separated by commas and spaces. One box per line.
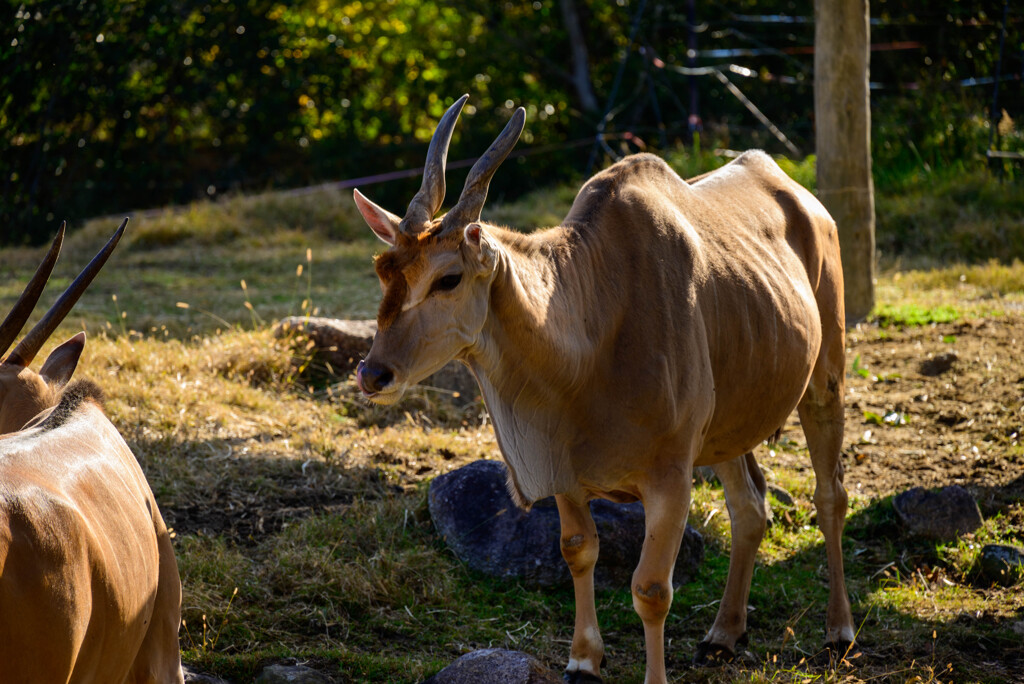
59, 328, 505, 681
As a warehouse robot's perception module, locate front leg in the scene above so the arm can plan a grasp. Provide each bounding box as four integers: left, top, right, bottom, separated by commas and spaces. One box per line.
632, 470, 692, 684
555, 494, 605, 682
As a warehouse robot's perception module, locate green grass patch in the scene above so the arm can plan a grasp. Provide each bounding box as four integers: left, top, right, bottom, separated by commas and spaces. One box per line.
870, 303, 960, 328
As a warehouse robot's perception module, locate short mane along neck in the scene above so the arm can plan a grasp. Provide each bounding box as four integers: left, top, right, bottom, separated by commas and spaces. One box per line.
463, 224, 614, 505
469, 225, 606, 401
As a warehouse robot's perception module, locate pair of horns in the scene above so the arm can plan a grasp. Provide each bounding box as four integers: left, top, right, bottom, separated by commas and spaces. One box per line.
0, 218, 127, 367
400, 94, 526, 235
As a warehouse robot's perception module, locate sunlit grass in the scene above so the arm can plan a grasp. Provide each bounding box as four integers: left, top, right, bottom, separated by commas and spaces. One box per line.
876, 260, 1024, 321
870, 303, 960, 328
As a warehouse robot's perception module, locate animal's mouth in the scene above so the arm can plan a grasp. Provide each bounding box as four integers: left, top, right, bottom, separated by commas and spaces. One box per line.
361, 386, 402, 405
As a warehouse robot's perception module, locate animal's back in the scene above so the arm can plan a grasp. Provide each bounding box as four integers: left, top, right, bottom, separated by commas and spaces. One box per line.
0, 404, 175, 683
687, 151, 842, 460
688, 150, 838, 285
562, 152, 839, 465
569, 150, 836, 276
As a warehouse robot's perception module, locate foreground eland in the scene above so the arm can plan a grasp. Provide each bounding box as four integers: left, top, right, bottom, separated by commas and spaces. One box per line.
353, 95, 854, 683
0, 221, 184, 684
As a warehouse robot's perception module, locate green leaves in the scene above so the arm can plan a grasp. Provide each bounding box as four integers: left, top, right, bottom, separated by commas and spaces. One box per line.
864, 410, 909, 427
3, 0, 594, 243
871, 304, 960, 329
852, 354, 871, 379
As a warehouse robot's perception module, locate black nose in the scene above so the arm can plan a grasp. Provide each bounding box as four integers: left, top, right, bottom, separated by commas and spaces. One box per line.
357, 360, 395, 394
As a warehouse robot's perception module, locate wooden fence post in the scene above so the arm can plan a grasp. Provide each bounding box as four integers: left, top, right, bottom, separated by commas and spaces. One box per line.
815, 0, 876, 322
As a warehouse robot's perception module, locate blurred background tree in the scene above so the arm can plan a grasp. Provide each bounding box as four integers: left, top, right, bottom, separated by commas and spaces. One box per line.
1, 0, 1020, 244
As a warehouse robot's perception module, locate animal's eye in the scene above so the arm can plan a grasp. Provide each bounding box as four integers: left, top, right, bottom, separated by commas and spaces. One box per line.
433, 273, 463, 293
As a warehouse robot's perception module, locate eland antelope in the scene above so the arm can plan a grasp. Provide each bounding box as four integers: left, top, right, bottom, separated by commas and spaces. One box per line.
0, 221, 184, 684
353, 95, 854, 683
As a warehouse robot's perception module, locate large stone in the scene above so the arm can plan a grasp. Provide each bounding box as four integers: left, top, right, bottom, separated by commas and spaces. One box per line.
255, 663, 333, 684
429, 460, 704, 589
976, 544, 1024, 586
182, 664, 232, 684
421, 649, 562, 684
693, 465, 717, 484
275, 317, 477, 403
276, 316, 376, 373
892, 485, 983, 541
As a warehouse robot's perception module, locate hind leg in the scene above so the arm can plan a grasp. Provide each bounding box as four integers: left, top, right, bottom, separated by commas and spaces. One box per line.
696, 452, 768, 663
798, 308, 855, 648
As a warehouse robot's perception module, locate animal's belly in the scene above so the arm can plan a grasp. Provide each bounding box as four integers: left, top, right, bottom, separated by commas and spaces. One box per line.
698, 303, 821, 464
696, 394, 803, 465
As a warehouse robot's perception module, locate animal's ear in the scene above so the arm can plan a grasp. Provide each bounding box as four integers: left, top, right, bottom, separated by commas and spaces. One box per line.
464, 223, 496, 268
39, 331, 85, 388
353, 188, 401, 245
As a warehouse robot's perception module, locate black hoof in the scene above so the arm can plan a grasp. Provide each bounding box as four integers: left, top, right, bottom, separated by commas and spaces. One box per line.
693, 641, 736, 666
823, 638, 856, 655
809, 640, 861, 667
693, 632, 748, 666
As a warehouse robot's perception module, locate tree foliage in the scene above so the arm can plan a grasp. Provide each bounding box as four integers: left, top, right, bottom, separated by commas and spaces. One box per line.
1, 0, 1020, 244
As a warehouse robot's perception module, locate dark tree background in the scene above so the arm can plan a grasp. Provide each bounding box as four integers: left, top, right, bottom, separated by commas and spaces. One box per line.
1, 0, 1020, 244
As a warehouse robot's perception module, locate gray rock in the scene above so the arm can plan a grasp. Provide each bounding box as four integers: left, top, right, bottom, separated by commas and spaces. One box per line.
919, 352, 959, 376
892, 485, 983, 541
275, 317, 477, 404
255, 663, 333, 684
429, 460, 704, 589
421, 649, 562, 684
976, 544, 1024, 586
767, 484, 795, 508
276, 316, 376, 373
693, 465, 718, 484
182, 664, 232, 684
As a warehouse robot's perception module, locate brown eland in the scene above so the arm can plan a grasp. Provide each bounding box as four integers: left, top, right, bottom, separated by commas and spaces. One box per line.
0, 220, 184, 684
353, 95, 854, 683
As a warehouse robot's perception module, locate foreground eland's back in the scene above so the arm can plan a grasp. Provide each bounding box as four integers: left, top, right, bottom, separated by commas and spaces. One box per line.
0, 221, 184, 684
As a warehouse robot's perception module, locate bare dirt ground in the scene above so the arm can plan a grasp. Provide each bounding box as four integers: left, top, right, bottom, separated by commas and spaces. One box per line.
834, 315, 1021, 514
761, 314, 1024, 682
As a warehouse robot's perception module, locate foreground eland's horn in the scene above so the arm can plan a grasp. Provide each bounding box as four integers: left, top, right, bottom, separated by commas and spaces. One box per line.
401, 94, 470, 235
0, 224, 65, 359
5, 218, 128, 368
